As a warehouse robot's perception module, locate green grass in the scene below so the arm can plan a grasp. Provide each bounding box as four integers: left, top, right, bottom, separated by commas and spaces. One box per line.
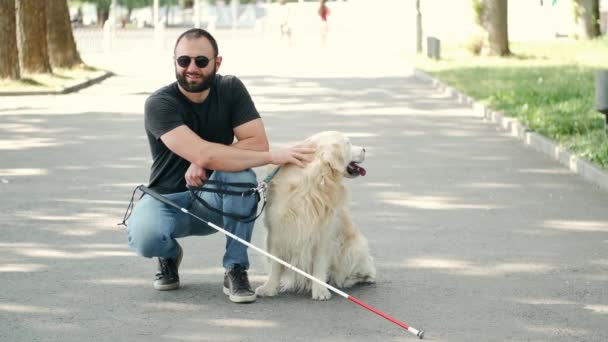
415, 38, 608, 168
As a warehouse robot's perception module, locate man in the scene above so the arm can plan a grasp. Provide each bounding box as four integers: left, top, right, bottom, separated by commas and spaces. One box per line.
126, 28, 314, 303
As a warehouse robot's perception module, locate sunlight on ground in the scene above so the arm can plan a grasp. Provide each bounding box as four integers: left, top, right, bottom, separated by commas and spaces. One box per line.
0, 168, 47, 176
517, 168, 572, 175
399, 257, 554, 276
364, 182, 400, 187
459, 182, 521, 189
142, 302, 206, 311
56, 198, 129, 205
0, 263, 47, 273
16, 211, 107, 222
0, 303, 68, 315
180, 266, 225, 276
17, 248, 132, 259
379, 191, 502, 210
208, 318, 279, 328
542, 220, 608, 233
163, 333, 242, 341
584, 305, 608, 314
0, 138, 60, 150
84, 277, 148, 286
512, 298, 576, 305
526, 324, 588, 337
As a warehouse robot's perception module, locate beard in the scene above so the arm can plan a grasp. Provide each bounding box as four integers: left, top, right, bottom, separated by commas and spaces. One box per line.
175, 65, 217, 93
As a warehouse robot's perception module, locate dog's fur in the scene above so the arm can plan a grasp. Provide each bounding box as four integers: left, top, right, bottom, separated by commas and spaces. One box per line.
255, 131, 376, 300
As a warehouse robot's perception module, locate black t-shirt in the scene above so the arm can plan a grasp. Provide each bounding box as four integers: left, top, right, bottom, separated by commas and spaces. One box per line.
144, 74, 260, 194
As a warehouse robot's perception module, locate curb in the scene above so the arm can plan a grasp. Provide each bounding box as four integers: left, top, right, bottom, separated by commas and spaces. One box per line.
0, 70, 114, 96
413, 69, 608, 192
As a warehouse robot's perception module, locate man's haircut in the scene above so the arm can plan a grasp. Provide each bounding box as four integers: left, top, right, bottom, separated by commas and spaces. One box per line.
174, 28, 219, 57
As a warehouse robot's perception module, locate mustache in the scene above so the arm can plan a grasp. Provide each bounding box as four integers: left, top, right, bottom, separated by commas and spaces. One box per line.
185, 71, 202, 76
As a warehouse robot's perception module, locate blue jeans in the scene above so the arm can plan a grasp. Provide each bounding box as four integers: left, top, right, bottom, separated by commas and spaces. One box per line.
126, 169, 258, 270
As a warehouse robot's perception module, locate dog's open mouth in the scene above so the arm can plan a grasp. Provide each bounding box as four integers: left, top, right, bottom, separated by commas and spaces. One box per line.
347, 162, 366, 177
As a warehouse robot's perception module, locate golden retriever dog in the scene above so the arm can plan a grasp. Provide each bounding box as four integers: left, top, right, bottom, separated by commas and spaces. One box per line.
255, 131, 376, 301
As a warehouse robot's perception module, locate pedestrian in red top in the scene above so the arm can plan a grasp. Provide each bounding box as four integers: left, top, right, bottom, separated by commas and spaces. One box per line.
318, 0, 330, 44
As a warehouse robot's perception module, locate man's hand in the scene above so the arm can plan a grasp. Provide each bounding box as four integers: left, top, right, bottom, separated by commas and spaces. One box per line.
185, 163, 208, 187
270, 143, 315, 168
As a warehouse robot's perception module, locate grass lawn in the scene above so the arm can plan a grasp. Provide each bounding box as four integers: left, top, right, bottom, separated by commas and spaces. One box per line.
0, 64, 106, 93
415, 38, 608, 168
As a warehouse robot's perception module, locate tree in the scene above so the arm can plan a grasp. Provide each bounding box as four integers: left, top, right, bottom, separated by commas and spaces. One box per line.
473, 0, 510, 56
573, 0, 600, 39
47, 0, 83, 68
416, 0, 422, 54
16, 0, 52, 73
0, 0, 20, 79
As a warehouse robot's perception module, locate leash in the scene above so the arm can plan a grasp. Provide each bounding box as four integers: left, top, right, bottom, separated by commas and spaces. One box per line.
118, 166, 282, 226
187, 166, 281, 223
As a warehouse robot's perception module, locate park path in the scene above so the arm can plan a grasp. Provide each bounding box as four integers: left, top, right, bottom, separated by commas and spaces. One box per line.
1, 27, 607, 342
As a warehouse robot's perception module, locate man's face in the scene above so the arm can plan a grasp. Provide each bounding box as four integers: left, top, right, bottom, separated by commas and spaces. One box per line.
174, 37, 221, 93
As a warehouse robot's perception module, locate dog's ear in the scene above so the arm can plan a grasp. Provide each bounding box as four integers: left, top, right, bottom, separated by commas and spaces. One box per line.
320, 143, 346, 175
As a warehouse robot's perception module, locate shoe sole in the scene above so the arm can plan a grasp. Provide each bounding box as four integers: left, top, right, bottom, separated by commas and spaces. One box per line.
153, 245, 183, 291
223, 286, 257, 303
154, 282, 180, 291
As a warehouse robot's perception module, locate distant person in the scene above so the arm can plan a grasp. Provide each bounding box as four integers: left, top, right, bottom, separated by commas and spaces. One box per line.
278, 0, 292, 43
318, 0, 330, 44
125, 28, 314, 303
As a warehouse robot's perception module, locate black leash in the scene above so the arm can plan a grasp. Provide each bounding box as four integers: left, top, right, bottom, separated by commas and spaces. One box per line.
118, 167, 281, 227
187, 180, 265, 223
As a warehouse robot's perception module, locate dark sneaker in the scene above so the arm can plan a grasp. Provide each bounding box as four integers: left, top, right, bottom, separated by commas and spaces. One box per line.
223, 265, 256, 303
153, 245, 183, 291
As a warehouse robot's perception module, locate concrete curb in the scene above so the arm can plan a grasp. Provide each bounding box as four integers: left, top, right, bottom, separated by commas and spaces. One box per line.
413, 68, 608, 191
0, 70, 114, 96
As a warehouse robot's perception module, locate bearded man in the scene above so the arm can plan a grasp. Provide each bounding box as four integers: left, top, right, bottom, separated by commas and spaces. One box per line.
125, 28, 314, 303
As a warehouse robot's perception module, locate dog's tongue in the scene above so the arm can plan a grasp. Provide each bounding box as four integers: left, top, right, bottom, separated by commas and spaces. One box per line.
350, 162, 366, 176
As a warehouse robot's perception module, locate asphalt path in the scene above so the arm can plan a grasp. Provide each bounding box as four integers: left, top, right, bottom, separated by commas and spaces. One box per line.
1, 28, 607, 342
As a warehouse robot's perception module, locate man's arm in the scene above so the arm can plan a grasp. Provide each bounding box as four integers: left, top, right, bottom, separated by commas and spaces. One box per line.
184, 118, 268, 186
232, 118, 269, 152
161, 125, 312, 172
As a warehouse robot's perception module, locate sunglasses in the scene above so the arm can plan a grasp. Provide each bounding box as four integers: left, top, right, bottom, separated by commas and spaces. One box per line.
175, 55, 215, 68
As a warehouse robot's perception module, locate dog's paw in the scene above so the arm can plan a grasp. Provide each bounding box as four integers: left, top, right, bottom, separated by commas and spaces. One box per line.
311, 286, 332, 301
255, 284, 279, 297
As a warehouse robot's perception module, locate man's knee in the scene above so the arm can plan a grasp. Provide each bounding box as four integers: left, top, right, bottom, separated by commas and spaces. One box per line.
127, 214, 170, 258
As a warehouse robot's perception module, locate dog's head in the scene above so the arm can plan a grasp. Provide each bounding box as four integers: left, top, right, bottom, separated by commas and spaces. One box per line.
305, 131, 366, 179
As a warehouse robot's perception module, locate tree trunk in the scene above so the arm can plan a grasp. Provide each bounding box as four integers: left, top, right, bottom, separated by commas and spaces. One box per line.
481, 0, 510, 56
16, 0, 52, 74
574, 0, 600, 39
416, 0, 422, 54
47, 0, 83, 68
0, 0, 20, 79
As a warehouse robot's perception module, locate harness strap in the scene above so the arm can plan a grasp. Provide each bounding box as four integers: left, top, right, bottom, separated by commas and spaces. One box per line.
187, 179, 264, 223
189, 188, 266, 223
117, 185, 139, 226
263, 166, 281, 183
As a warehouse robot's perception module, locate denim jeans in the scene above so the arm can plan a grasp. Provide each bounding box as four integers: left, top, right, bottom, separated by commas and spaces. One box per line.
126, 169, 258, 270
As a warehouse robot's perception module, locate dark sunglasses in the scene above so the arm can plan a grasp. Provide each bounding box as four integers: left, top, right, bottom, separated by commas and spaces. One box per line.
175, 55, 214, 68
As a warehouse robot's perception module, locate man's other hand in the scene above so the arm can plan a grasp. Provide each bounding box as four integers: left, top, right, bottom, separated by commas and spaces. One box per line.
185, 163, 208, 187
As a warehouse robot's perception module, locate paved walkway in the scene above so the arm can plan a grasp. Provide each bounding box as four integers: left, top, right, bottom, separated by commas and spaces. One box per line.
1, 29, 608, 342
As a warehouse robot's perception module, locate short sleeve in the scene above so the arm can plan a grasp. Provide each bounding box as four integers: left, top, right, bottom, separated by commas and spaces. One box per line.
144, 94, 184, 140
229, 76, 260, 128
